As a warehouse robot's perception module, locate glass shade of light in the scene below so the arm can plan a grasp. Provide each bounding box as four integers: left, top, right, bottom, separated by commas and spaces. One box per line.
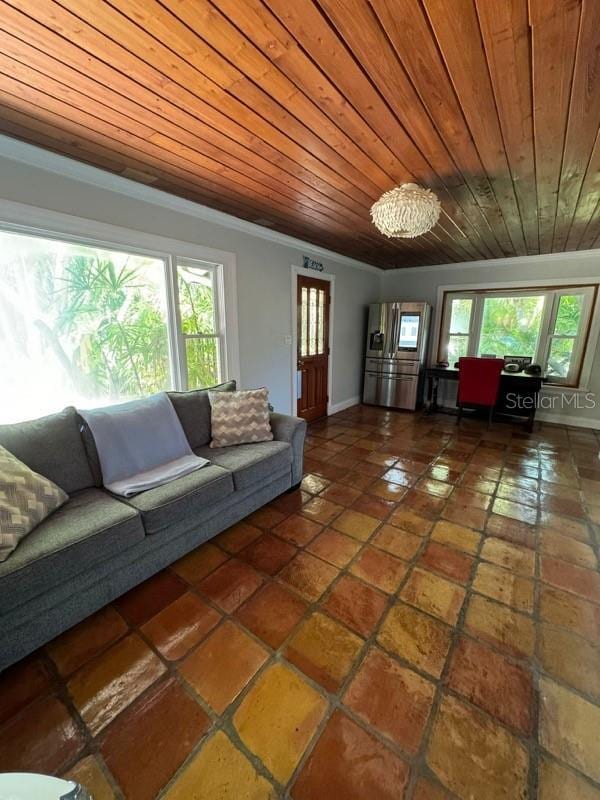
370, 183, 441, 238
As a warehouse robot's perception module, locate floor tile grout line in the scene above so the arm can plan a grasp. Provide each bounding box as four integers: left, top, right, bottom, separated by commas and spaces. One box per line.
4, 407, 600, 799
302, 412, 600, 793
405, 453, 503, 799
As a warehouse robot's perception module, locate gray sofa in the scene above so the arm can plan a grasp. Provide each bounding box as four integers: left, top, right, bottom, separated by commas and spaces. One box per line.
0, 384, 306, 671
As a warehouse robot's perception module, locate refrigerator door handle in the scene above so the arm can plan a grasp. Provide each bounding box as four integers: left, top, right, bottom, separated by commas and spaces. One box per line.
381, 303, 391, 357
365, 371, 413, 379
388, 303, 400, 357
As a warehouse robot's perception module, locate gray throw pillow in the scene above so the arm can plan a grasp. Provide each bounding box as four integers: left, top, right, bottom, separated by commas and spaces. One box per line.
208, 388, 273, 448
0, 445, 68, 562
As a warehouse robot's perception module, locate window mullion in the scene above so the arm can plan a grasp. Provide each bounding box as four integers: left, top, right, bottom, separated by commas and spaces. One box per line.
215, 264, 226, 381
163, 254, 186, 391
536, 290, 555, 370
439, 294, 453, 361
166, 255, 187, 391
469, 295, 484, 356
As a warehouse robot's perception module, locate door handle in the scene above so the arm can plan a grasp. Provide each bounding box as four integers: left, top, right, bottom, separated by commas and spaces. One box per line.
298, 360, 305, 368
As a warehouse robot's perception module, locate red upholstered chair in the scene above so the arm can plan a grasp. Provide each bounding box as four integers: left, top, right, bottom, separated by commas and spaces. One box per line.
457, 357, 504, 426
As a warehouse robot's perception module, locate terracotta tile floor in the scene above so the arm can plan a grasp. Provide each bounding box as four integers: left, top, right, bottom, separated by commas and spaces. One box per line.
1, 405, 599, 798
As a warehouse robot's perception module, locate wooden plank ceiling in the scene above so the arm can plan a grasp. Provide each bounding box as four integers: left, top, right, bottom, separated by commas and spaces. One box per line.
0, 0, 598, 269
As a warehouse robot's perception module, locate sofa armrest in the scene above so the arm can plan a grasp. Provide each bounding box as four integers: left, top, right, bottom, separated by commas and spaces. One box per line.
270, 412, 306, 486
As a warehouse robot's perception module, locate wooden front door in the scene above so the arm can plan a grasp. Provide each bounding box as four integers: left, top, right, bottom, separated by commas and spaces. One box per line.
297, 274, 330, 422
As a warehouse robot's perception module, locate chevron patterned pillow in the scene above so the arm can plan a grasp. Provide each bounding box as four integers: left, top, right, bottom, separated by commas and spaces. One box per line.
0, 445, 68, 562
208, 387, 274, 448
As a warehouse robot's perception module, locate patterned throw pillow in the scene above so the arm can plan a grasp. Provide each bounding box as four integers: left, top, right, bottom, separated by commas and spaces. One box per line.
208, 388, 273, 448
0, 445, 68, 562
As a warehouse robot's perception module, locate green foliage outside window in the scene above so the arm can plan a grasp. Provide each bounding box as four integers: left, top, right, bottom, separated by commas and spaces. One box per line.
56, 254, 171, 398
444, 292, 584, 380
546, 294, 582, 378
178, 266, 220, 388
0, 233, 220, 416
477, 296, 544, 357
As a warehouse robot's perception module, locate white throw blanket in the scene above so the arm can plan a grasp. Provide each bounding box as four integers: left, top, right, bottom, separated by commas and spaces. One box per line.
80, 393, 208, 497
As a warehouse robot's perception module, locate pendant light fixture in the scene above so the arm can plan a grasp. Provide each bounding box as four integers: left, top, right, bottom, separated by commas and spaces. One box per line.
371, 183, 441, 238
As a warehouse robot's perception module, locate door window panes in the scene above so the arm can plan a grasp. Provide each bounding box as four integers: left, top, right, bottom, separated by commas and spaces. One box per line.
299, 282, 327, 358
317, 289, 325, 353
300, 287, 309, 357
308, 287, 317, 355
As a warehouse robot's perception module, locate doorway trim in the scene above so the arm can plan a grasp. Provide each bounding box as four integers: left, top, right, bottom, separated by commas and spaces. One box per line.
291, 264, 335, 417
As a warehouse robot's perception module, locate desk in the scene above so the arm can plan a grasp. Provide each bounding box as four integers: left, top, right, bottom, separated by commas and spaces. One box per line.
425, 366, 544, 431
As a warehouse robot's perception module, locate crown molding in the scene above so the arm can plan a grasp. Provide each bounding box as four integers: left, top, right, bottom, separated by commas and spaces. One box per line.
382, 247, 600, 275
0, 134, 382, 275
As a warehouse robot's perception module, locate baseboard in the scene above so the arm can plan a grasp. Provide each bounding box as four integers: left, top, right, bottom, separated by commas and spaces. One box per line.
328, 396, 361, 415
434, 401, 599, 431
325, 397, 599, 429
536, 410, 600, 430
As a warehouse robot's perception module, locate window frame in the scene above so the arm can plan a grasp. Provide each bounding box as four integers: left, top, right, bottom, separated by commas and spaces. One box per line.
437, 283, 598, 388
440, 292, 478, 363
0, 210, 239, 415
171, 257, 227, 390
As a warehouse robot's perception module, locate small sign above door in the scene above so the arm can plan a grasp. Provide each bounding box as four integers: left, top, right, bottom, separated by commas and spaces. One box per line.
302, 256, 324, 272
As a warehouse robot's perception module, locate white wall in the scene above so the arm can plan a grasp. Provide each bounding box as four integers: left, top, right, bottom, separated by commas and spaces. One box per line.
0, 138, 379, 416
381, 254, 600, 427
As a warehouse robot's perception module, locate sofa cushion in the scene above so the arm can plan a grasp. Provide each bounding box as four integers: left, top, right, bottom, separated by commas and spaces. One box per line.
0, 407, 95, 494
0, 488, 144, 612
195, 441, 291, 491
125, 465, 234, 534
168, 380, 236, 449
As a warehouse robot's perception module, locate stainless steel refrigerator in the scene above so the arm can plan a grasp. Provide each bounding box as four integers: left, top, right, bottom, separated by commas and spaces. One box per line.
363, 302, 431, 410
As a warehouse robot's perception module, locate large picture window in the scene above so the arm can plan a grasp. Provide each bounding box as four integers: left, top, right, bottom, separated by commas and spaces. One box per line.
438, 285, 597, 387
0, 228, 229, 422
